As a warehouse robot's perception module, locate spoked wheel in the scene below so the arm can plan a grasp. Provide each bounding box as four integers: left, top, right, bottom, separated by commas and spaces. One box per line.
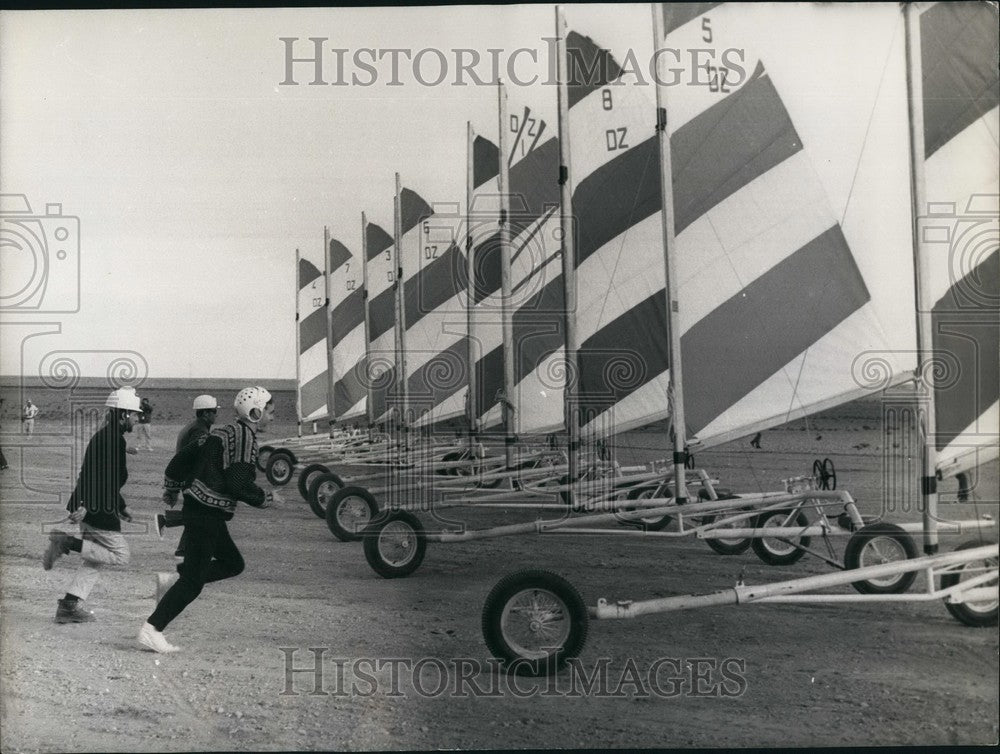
843, 522, 919, 594
620, 486, 672, 531
324, 485, 377, 541
362, 510, 427, 578
482, 569, 588, 677
940, 541, 998, 626
751, 509, 811, 565
298, 463, 331, 503
265, 450, 296, 486
308, 472, 346, 520
813, 458, 836, 490
257, 446, 274, 472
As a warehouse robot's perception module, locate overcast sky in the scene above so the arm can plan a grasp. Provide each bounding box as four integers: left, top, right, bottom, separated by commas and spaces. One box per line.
0, 4, 895, 381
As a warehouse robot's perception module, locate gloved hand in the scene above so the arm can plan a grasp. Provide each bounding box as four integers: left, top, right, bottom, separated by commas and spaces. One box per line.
162, 489, 179, 507
68, 508, 85, 524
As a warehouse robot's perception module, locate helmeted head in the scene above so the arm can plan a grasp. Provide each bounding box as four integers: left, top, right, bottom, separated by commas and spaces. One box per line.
234, 386, 273, 427
193, 394, 219, 423
105, 386, 142, 431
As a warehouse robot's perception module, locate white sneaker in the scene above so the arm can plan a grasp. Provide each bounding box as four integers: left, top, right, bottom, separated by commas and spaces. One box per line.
155, 571, 179, 604
137, 622, 180, 653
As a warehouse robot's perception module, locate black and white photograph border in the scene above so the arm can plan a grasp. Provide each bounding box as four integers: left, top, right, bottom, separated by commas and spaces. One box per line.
1, 3, 997, 751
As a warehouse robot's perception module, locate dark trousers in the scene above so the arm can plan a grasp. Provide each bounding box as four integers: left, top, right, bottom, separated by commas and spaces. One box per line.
163, 508, 189, 554
148, 515, 244, 631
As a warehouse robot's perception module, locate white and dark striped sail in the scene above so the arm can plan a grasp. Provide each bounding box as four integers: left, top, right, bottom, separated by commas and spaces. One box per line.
335, 220, 392, 424
467, 133, 505, 430
478, 106, 566, 435
636, 3, 916, 447
563, 28, 670, 438
364, 219, 398, 425
916, 1, 999, 477
396, 187, 470, 427
296, 246, 329, 423
328, 237, 365, 422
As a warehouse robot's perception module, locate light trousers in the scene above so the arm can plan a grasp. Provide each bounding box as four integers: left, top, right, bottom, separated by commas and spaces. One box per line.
66, 522, 130, 601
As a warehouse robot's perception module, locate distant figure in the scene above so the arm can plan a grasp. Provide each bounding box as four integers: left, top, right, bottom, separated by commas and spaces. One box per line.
22, 399, 39, 435
139, 386, 281, 653
41, 387, 143, 623
956, 471, 971, 503
750, 432, 762, 449
136, 397, 154, 450
155, 395, 220, 558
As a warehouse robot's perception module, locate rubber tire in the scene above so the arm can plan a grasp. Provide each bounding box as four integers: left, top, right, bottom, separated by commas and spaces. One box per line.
324, 485, 377, 541
362, 510, 427, 578
842, 522, 919, 594
482, 569, 589, 677
940, 541, 998, 626
695, 490, 751, 555
298, 463, 331, 502
436, 451, 464, 476
751, 509, 811, 566
257, 445, 274, 472
622, 486, 671, 531
265, 450, 296, 486
308, 471, 346, 519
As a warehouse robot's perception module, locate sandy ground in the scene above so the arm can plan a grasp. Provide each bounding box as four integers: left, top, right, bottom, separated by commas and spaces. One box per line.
1, 412, 997, 751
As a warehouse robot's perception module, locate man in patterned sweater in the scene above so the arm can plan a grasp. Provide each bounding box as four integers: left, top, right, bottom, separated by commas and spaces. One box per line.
138, 386, 279, 653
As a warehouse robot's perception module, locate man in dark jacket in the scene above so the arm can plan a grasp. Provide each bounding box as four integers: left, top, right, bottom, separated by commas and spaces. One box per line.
155, 395, 220, 555
138, 386, 280, 653
42, 387, 143, 623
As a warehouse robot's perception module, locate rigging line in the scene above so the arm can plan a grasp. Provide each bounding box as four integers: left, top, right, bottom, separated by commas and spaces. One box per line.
780, 18, 903, 426
838, 13, 902, 230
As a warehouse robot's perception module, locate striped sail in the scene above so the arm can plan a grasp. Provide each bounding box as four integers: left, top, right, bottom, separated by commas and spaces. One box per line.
364, 220, 397, 424
570, 4, 915, 445
917, 1, 999, 477
397, 188, 469, 427
296, 247, 329, 423
328, 236, 365, 422
467, 133, 504, 430
564, 29, 670, 438
478, 106, 566, 435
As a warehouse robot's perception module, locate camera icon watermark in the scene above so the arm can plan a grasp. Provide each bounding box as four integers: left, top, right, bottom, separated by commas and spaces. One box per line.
0, 194, 81, 314
421, 195, 574, 317
916, 194, 999, 314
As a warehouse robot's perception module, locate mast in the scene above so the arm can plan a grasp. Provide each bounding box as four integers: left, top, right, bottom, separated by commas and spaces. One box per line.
652, 4, 689, 503
294, 247, 302, 438
497, 80, 516, 467
466, 121, 480, 451
361, 212, 374, 433
903, 2, 939, 555
555, 5, 580, 504
323, 226, 337, 437
393, 173, 410, 442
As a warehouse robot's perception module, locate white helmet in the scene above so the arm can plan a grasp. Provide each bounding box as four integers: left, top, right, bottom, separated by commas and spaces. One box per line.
193, 394, 219, 411
234, 386, 272, 422
106, 386, 142, 412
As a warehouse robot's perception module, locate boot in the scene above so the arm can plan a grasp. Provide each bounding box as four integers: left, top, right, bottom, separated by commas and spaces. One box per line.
55, 597, 95, 623
42, 530, 73, 571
